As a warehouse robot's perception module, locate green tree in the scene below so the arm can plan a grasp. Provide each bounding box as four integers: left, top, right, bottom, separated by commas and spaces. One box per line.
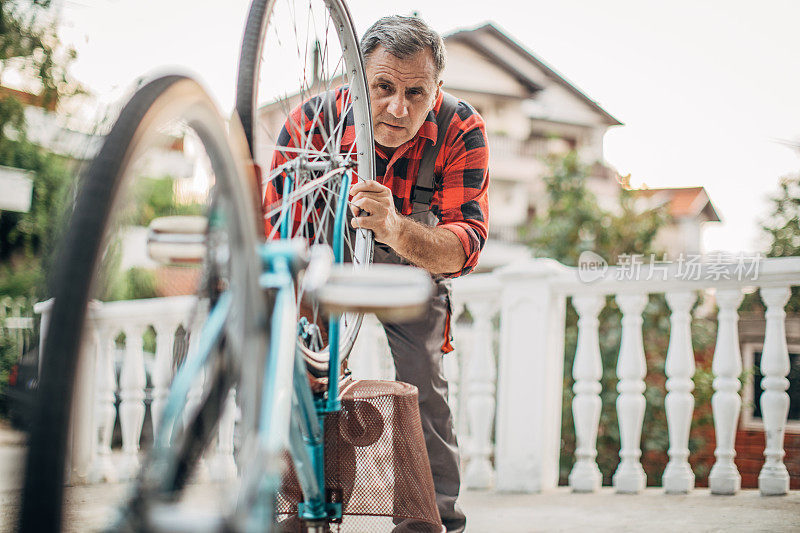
0, 0, 82, 298
131, 176, 204, 227
752, 172, 800, 313
523, 151, 717, 486
0, 0, 82, 408
522, 152, 666, 266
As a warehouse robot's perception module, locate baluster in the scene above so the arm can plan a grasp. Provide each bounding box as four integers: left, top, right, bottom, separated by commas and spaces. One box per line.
451, 300, 470, 442
119, 323, 147, 480
91, 324, 119, 483
211, 388, 239, 481
379, 321, 394, 381
349, 314, 382, 379
151, 322, 177, 440
442, 340, 461, 429
612, 293, 648, 493
708, 289, 744, 494
663, 291, 697, 493
69, 305, 100, 485
184, 322, 209, 480
758, 287, 791, 496
569, 294, 604, 493
463, 299, 497, 489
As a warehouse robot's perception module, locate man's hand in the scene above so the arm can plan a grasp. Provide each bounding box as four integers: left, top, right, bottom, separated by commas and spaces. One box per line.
349, 179, 467, 276
349, 180, 404, 247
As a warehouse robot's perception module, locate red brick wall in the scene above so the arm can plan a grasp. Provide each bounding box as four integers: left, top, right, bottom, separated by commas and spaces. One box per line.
691, 425, 800, 489
735, 429, 800, 489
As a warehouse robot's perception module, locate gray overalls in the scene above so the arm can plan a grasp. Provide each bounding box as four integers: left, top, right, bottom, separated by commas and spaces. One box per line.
371, 92, 467, 533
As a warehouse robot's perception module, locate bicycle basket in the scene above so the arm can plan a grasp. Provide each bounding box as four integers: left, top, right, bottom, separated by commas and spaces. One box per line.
276, 380, 443, 532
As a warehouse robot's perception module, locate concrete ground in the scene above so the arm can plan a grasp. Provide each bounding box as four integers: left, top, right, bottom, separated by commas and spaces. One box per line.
3, 422, 799, 532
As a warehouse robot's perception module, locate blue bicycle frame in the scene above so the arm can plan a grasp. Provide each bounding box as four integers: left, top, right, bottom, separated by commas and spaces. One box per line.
152, 170, 354, 531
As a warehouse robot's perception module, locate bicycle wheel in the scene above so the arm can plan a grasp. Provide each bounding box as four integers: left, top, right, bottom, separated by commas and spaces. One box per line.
18, 75, 266, 532
236, 0, 375, 373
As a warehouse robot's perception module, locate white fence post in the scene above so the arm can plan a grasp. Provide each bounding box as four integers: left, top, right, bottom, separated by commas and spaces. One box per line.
91, 322, 119, 483
34, 298, 97, 485
569, 294, 605, 493
349, 314, 393, 380
211, 388, 239, 481
612, 293, 648, 494
119, 323, 147, 480
663, 290, 697, 494
151, 322, 177, 439
68, 302, 101, 485
758, 286, 791, 496
495, 260, 566, 492
708, 288, 744, 495
463, 299, 497, 490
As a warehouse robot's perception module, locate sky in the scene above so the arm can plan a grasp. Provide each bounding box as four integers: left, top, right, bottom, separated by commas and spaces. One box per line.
52, 0, 800, 254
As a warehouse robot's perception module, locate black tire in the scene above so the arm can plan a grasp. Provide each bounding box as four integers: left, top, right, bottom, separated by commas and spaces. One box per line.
19, 75, 265, 532
234, 0, 375, 372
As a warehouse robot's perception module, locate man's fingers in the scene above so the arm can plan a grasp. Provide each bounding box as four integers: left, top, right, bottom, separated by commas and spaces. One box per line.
351, 216, 372, 229
351, 179, 388, 195
351, 197, 383, 216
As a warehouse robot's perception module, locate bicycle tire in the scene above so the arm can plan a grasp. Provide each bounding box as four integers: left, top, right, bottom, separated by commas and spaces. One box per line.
19, 75, 266, 532
235, 0, 375, 372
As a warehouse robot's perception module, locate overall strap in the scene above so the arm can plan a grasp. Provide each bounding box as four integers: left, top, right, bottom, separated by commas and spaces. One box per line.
321, 89, 339, 141
411, 92, 459, 214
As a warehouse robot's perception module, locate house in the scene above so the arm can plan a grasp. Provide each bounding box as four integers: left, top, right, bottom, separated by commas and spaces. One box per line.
630, 185, 721, 257
440, 23, 721, 268
253, 22, 721, 271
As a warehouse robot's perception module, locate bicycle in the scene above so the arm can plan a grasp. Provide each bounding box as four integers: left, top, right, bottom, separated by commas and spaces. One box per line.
17, 0, 442, 531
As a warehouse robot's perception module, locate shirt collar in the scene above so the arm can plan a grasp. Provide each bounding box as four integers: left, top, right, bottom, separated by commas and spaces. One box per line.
419, 90, 444, 146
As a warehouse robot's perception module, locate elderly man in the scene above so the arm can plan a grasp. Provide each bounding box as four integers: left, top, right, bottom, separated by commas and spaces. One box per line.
266, 15, 489, 532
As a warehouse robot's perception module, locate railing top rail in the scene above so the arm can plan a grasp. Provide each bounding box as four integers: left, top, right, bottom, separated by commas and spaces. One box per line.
34, 295, 198, 324
491, 256, 800, 297
451, 272, 503, 302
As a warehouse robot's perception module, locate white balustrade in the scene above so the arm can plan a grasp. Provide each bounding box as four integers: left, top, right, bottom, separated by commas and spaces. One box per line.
348, 314, 393, 380
210, 388, 239, 481
451, 309, 472, 438
495, 261, 566, 492
758, 286, 792, 496
91, 322, 119, 483
569, 294, 604, 493
33, 257, 800, 501
662, 291, 698, 493
462, 298, 498, 490
612, 293, 648, 494
443, 346, 461, 423
708, 288, 744, 495
70, 302, 101, 485
119, 323, 147, 480
151, 322, 178, 440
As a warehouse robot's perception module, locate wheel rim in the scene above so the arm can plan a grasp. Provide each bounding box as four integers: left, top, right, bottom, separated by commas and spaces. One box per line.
236, 0, 375, 370
20, 76, 265, 531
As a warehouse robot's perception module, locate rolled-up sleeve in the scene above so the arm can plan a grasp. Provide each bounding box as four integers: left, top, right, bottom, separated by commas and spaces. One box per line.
436, 106, 490, 278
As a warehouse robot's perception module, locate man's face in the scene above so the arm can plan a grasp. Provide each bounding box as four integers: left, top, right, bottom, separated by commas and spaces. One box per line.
365, 45, 442, 150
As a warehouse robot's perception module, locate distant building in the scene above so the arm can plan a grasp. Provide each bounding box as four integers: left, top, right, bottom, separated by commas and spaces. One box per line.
630, 186, 720, 257
441, 23, 720, 268
0, 85, 102, 164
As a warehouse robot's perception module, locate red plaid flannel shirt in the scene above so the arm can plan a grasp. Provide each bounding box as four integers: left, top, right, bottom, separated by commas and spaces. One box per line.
265, 86, 490, 277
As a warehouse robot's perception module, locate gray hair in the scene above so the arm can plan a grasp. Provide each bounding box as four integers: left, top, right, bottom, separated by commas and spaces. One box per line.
360, 15, 446, 80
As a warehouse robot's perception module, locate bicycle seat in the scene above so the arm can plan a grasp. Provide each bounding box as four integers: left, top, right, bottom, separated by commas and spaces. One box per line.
147, 215, 207, 263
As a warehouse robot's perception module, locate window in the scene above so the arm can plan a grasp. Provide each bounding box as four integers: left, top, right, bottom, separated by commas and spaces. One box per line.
741, 342, 800, 433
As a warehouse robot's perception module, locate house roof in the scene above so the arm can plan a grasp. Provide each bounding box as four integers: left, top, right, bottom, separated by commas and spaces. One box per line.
0, 85, 57, 112
445, 23, 622, 126
632, 186, 721, 222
